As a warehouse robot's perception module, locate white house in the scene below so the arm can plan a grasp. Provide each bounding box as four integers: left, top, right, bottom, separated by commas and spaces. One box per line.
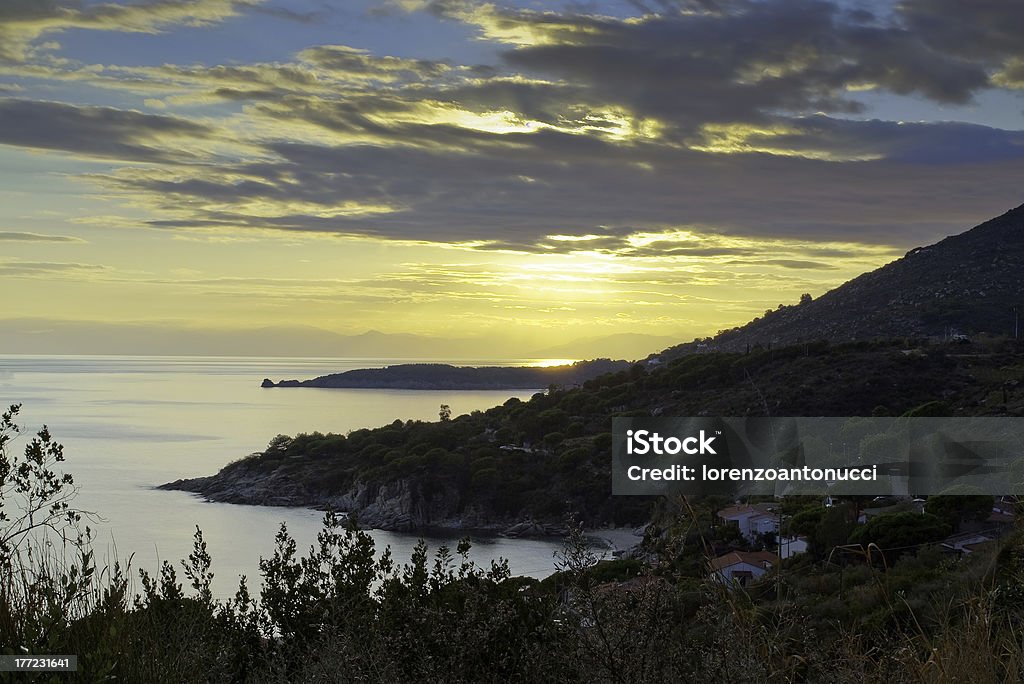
778, 536, 808, 560
709, 551, 778, 586
718, 504, 779, 541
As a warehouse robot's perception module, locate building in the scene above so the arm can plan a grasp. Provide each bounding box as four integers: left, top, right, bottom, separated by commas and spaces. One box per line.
778, 536, 808, 560
717, 503, 780, 541
940, 530, 998, 557
709, 551, 779, 586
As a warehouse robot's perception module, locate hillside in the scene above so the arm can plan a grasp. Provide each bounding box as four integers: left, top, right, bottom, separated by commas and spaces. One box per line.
165, 337, 1024, 532
660, 203, 1024, 357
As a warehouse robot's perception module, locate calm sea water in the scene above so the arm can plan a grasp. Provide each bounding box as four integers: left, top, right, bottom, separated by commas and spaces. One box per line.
0, 355, 580, 598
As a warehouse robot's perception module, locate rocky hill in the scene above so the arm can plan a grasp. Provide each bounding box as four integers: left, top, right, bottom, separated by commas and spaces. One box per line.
660, 203, 1024, 357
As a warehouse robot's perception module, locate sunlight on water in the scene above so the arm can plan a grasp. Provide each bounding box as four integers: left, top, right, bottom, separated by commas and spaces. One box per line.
524, 358, 579, 368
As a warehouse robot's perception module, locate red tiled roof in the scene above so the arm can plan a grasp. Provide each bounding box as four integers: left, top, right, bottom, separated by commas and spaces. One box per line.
987, 511, 1015, 523
717, 505, 756, 519
708, 551, 779, 572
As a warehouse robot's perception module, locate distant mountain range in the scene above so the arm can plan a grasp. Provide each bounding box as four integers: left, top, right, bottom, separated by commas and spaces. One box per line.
0, 319, 677, 361
659, 203, 1024, 358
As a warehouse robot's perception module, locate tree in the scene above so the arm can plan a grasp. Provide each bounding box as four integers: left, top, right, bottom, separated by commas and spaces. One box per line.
799, 293, 813, 305
848, 512, 950, 562
924, 494, 993, 531
439, 404, 452, 422
0, 403, 91, 562
1, 404, 105, 655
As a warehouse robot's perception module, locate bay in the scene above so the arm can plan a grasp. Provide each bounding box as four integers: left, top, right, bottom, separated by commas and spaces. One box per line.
0, 355, 583, 598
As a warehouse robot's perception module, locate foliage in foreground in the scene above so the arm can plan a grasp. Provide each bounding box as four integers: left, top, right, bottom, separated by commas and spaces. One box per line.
7, 405, 1024, 682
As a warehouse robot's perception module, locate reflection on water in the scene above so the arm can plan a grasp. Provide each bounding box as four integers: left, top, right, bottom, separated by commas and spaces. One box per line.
0, 355, 578, 598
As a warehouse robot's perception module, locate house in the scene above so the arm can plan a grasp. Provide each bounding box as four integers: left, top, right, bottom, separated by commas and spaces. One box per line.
988, 501, 1016, 529
940, 530, 998, 557
717, 504, 779, 541
778, 536, 808, 560
709, 551, 779, 586
857, 498, 923, 524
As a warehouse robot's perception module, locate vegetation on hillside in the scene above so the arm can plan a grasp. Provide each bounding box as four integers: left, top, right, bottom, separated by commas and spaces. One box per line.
168, 336, 1024, 530
657, 203, 1024, 356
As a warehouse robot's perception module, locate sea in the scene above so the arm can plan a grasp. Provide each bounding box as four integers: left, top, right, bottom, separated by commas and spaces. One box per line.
0, 355, 589, 598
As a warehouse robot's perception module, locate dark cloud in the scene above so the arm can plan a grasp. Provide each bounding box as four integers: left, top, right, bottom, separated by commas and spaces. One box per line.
101, 126, 1024, 251
3, 0, 1024, 259
487, 0, 991, 134
899, 0, 1024, 65
0, 98, 213, 161
720, 115, 1024, 164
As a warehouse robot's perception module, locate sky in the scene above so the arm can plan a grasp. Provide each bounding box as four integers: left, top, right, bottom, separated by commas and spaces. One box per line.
1, 0, 1023, 357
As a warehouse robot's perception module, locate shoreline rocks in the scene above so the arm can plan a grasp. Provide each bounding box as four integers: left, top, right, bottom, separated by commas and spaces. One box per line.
159, 472, 570, 537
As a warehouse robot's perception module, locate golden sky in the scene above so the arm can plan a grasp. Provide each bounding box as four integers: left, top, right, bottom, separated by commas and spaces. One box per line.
1, 0, 1023, 356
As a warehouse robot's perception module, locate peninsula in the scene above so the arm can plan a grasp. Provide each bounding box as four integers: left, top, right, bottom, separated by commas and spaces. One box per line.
260, 359, 630, 390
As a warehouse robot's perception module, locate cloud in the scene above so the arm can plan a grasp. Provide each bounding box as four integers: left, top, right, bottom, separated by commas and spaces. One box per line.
0, 98, 215, 161
692, 115, 1024, 163
900, 0, 1024, 66
419, 0, 994, 133
298, 45, 452, 82
84, 46, 453, 101
993, 59, 1024, 89
725, 258, 838, 270
0, 0, 262, 64
0, 260, 110, 277
250, 3, 329, 24
0, 231, 85, 242
0, 0, 1022, 261
91, 119, 1024, 252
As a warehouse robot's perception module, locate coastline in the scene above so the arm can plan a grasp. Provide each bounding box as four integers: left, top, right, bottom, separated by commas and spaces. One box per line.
587, 527, 646, 557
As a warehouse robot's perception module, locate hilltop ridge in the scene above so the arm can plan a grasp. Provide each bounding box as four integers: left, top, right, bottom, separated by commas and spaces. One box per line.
659, 203, 1024, 358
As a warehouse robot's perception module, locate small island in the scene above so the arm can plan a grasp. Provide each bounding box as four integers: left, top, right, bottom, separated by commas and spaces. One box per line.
260, 359, 631, 390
